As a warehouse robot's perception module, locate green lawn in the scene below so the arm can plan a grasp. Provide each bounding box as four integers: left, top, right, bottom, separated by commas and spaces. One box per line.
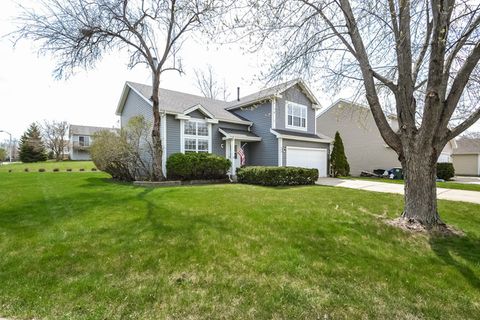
0, 160, 96, 173
1, 172, 479, 319
344, 176, 480, 192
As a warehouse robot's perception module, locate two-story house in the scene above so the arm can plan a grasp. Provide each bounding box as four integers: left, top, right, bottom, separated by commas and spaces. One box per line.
115, 79, 333, 176
69, 125, 117, 160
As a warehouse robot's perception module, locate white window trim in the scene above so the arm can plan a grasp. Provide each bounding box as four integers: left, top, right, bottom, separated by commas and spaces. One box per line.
180, 119, 212, 153
285, 101, 308, 132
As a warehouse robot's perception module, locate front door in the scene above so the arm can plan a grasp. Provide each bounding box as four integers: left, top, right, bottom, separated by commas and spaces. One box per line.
226, 139, 242, 174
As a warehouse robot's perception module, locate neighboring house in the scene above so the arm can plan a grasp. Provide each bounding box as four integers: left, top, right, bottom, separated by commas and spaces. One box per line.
316, 100, 456, 176
69, 125, 116, 160
115, 79, 333, 176
452, 137, 480, 176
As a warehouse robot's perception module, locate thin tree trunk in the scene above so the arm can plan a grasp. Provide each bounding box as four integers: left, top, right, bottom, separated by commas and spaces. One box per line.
401, 150, 444, 227
151, 74, 164, 181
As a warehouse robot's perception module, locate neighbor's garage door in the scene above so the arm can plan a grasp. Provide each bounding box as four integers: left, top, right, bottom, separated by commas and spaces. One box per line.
286, 147, 328, 177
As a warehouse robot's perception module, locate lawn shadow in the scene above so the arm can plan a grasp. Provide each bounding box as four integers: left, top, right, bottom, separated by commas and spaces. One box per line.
429, 234, 480, 289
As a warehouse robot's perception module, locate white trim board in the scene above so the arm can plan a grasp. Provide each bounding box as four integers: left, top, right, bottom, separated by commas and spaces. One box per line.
161, 113, 167, 175
270, 129, 333, 143
278, 138, 283, 166
183, 104, 216, 119
271, 98, 277, 129
219, 128, 262, 142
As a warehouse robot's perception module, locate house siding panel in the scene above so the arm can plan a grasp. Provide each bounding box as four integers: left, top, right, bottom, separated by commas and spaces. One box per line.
166, 115, 181, 159
232, 102, 278, 166
186, 109, 205, 119
276, 84, 316, 135
121, 89, 153, 127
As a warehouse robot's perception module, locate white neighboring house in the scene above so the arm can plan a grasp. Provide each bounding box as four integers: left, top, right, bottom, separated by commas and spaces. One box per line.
69, 125, 116, 160
316, 100, 456, 176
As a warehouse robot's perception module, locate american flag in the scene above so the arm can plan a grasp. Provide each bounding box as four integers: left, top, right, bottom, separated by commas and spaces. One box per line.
237, 146, 246, 166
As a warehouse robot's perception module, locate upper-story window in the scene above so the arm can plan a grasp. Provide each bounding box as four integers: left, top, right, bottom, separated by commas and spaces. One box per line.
183, 120, 210, 153
78, 136, 90, 147
286, 101, 307, 131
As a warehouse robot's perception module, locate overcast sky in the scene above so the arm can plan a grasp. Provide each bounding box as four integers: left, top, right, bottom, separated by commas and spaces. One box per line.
0, 0, 272, 139
0, 0, 478, 141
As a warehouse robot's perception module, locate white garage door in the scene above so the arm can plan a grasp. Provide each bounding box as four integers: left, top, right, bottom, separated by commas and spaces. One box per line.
286, 147, 328, 177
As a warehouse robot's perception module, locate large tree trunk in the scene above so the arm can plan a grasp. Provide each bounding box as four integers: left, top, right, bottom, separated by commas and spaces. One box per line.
401, 149, 444, 227
151, 74, 164, 181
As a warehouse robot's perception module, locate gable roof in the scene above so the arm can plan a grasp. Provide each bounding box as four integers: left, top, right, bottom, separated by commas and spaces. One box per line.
226, 79, 321, 110
116, 82, 249, 124
69, 124, 116, 136
453, 137, 480, 155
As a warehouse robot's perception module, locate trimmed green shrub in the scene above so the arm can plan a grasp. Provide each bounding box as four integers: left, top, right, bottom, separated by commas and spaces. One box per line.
79, 168, 85, 172
66, 168, 72, 172
53, 168, 59, 172
437, 163, 455, 181
237, 166, 319, 186
24, 168, 29, 172
167, 153, 231, 180
91, 168, 97, 171
330, 131, 350, 177
38, 168, 45, 172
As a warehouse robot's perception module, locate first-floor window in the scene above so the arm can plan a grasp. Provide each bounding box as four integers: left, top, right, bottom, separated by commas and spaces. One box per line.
183, 120, 210, 153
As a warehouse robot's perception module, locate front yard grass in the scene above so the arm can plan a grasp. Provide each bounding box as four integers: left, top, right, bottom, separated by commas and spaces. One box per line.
0, 172, 479, 319
344, 176, 480, 192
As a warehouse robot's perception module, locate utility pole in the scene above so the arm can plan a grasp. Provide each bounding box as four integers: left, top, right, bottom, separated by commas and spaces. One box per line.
0, 130, 12, 163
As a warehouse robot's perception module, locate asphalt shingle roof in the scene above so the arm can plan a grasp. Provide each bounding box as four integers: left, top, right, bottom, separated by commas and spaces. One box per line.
127, 82, 242, 123
69, 125, 116, 136
454, 138, 480, 154
226, 79, 299, 109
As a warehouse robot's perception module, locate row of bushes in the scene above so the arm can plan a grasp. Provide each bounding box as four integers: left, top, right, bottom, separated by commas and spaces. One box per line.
12, 168, 97, 172
236, 166, 319, 186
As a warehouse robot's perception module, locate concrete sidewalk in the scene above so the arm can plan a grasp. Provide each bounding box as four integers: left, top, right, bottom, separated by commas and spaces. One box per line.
317, 178, 480, 205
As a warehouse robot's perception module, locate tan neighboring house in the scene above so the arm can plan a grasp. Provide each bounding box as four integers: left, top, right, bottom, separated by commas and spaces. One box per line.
316, 100, 456, 176
452, 138, 480, 176
69, 125, 116, 160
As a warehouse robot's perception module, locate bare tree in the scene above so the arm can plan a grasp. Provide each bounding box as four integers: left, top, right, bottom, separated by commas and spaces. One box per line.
40, 120, 69, 161
194, 64, 230, 100
239, 0, 480, 229
15, 0, 227, 180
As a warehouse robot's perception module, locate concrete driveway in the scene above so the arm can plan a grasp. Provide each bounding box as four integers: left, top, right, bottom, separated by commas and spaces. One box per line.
317, 178, 480, 205
452, 176, 480, 185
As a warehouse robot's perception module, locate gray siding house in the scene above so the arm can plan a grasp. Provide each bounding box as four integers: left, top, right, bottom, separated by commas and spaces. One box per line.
115, 79, 333, 176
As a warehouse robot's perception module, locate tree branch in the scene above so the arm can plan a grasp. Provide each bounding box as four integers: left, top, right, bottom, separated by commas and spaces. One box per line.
448, 106, 480, 139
